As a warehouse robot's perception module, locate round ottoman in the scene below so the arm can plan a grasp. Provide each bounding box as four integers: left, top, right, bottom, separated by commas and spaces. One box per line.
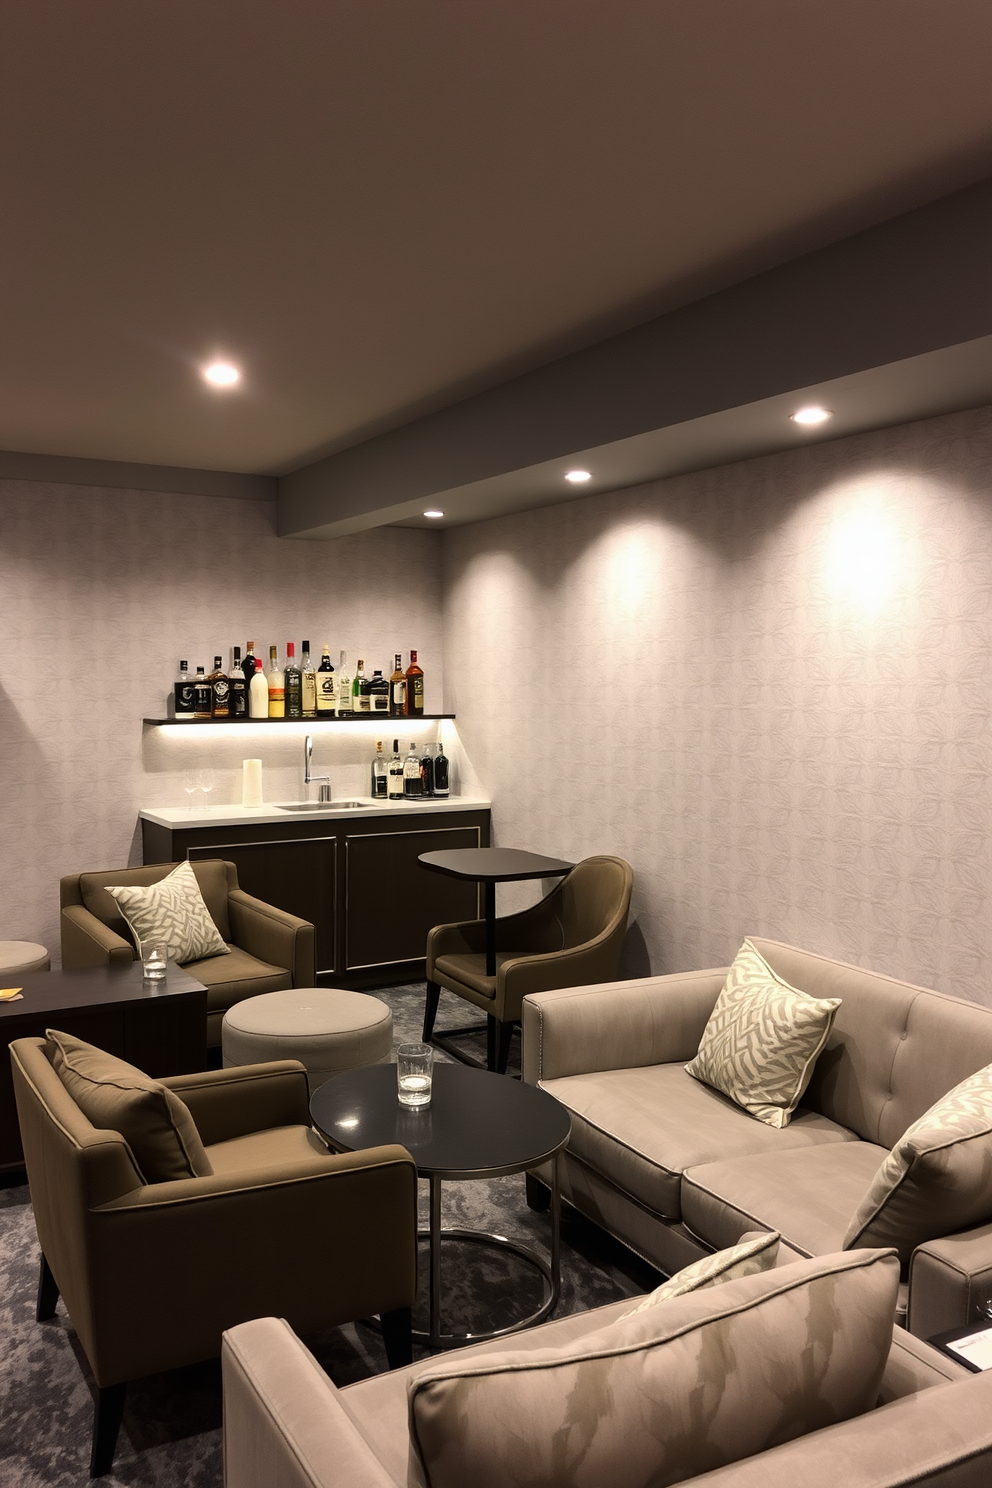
0, 941, 50, 977
222, 988, 393, 1091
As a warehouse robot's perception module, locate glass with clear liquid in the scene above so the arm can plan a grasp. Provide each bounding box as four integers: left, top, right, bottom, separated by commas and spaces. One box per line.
397, 1043, 433, 1107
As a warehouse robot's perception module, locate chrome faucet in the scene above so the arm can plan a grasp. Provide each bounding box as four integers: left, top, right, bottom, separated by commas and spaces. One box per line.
304, 735, 332, 803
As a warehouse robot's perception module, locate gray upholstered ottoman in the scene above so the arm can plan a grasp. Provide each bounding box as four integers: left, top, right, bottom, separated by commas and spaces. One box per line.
0, 941, 50, 977
221, 988, 393, 1091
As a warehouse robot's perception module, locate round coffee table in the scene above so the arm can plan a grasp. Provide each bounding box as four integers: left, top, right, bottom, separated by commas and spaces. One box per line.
310, 1062, 571, 1349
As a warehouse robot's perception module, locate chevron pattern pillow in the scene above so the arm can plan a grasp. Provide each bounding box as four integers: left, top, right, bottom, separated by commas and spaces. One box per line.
685, 939, 841, 1128
622, 1230, 781, 1316
844, 1062, 992, 1261
105, 860, 229, 965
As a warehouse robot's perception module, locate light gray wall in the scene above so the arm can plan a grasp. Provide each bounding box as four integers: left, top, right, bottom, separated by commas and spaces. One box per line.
0, 480, 443, 962
442, 403, 992, 1006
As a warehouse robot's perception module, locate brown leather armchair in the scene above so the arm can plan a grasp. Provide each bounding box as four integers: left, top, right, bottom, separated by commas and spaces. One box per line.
423, 854, 634, 1073
10, 1037, 417, 1477
60, 860, 315, 1046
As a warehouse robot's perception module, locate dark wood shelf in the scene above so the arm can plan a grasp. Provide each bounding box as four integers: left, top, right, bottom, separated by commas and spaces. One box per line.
144, 714, 455, 725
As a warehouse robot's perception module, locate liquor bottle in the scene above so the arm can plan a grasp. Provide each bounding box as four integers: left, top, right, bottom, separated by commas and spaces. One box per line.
420, 742, 434, 798
249, 655, 269, 718
208, 655, 230, 718
316, 645, 336, 714
193, 666, 212, 718
242, 640, 259, 685
387, 739, 404, 799
432, 740, 450, 797
229, 645, 247, 717
403, 742, 423, 798
389, 653, 406, 716
284, 642, 302, 718
371, 740, 388, 798
267, 645, 285, 718
174, 661, 196, 719
301, 641, 317, 718
337, 651, 352, 715
354, 659, 369, 712
404, 650, 424, 716
369, 668, 390, 713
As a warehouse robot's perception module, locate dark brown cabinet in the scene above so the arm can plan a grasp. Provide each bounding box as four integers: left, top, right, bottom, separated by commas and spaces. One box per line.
141, 807, 490, 985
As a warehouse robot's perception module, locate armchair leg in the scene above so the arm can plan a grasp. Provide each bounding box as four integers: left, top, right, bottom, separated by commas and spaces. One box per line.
493, 1018, 514, 1075
526, 1173, 551, 1212
423, 981, 442, 1041
37, 1252, 59, 1321
380, 1306, 413, 1369
90, 1382, 127, 1477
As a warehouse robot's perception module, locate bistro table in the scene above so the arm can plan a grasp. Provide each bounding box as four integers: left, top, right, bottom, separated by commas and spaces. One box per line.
310, 1061, 571, 1349
418, 847, 574, 977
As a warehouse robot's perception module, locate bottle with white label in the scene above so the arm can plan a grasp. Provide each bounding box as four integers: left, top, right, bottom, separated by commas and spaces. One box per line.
267, 646, 285, 718
387, 739, 404, 799
337, 652, 353, 715
371, 740, 388, 798
316, 646, 336, 714
301, 641, 317, 719
403, 742, 423, 798
174, 661, 196, 720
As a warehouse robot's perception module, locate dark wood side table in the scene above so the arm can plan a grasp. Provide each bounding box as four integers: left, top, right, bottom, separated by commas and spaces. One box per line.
311, 1061, 571, 1349
419, 847, 573, 977
0, 961, 207, 1171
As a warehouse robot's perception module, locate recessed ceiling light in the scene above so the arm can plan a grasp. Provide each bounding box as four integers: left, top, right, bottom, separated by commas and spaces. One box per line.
791, 406, 832, 426
423, 509, 444, 519
202, 360, 241, 388
565, 469, 591, 483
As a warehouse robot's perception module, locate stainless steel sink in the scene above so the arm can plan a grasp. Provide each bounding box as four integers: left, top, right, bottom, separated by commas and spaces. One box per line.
273, 800, 372, 812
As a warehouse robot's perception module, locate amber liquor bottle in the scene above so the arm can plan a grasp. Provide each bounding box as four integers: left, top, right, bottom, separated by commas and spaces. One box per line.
404, 650, 424, 716
389, 653, 406, 715
208, 655, 230, 717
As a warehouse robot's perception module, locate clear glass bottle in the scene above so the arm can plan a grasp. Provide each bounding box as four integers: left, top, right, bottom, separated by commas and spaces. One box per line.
208, 655, 230, 718
284, 642, 302, 718
336, 651, 352, 715
390, 653, 406, 716
229, 645, 247, 717
371, 740, 388, 798
432, 739, 450, 797
193, 666, 212, 718
316, 645, 336, 714
404, 650, 424, 716
403, 742, 423, 798
301, 641, 317, 719
387, 738, 404, 799
369, 668, 390, 713
267, 645, 285, 718
174, 661, 196, 720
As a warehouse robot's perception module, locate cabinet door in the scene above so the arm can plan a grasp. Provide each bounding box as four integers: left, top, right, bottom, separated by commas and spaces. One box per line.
344, 825, 481, 970
187, 837, 336, 975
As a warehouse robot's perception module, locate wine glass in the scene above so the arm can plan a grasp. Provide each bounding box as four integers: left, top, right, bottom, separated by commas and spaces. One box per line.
182, 770, 199, 812
196, 768, 215, 811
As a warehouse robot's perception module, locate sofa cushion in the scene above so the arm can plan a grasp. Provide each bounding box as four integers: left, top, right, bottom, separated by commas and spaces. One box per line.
105, 860, 229, 965
843, 1062, 992, 1262
47, 1028, 212, 1183
186, 947, 293, 1014
407, 1249, 899, 1488
542, 1062, 858, 1220
623, 1229, 780, 1316
686, 939, 841, 1129
682, 1141, 889, 1257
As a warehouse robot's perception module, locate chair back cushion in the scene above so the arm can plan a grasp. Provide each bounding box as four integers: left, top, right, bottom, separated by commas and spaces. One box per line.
104, 860, 231, 963
408, 1248, 898, 1488
559, 855, 633, 948
47, 1028, 213, 1183
78, 859, 234, 947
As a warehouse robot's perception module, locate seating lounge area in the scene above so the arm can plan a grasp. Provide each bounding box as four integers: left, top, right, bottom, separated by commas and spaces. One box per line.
6, 9, 992, 1488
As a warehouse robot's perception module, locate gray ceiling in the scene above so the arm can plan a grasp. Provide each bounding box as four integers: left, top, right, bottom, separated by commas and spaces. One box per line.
4, 2, 992, 533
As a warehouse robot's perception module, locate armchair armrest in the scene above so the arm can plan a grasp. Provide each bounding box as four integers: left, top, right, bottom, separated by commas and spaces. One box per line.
163, 1061, 311, 1144
427, 919, 488, 966
60, 904, 135, 969
228, 889, 315, 986
223, 1317, 398, 1488
522, 968, 728, 1083
907, 1219, 992, 1340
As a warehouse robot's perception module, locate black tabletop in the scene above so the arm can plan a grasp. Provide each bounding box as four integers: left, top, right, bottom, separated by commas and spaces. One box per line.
419, 847, 573, 883
310, 1062, 571, 1180
0, 959, 206, 1020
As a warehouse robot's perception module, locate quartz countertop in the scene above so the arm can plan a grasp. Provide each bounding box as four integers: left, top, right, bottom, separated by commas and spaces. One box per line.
139, 797, 492, 829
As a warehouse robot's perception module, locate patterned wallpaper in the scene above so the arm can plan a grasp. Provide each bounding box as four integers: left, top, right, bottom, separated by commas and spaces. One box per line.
443, 403, 992, 1007
0, 480, 443, 962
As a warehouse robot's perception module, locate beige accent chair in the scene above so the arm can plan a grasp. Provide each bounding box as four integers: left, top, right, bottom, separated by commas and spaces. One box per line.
423, 854, 633, 1073
60, 859, 315, 1046
10, 1037, 417, 1477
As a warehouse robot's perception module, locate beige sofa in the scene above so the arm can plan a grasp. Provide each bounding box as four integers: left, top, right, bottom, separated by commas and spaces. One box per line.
523, 937, 992, 1341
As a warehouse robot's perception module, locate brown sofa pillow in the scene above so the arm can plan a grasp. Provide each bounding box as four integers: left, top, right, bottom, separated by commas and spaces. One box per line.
47, 1029, 212, 1184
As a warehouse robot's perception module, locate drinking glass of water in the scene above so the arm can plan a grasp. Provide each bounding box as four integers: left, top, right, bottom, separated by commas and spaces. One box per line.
397, 1043, 433, 1108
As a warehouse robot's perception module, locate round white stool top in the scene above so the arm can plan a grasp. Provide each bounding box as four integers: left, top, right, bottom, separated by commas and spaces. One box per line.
224, 987, 391, 1037
0, 941, 51, 976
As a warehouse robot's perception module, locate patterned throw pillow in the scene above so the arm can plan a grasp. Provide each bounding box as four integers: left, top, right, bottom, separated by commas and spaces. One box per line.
105, 860, 229, 964
47, 1028, 212, 1183
844, 1062, 992, 1261
407, 1249, 899, 1488
685, 938, 840, 1128
622, 1230, 780, 1316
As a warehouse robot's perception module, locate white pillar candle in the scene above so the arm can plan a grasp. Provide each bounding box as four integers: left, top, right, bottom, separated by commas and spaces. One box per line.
242, 758, 263, 808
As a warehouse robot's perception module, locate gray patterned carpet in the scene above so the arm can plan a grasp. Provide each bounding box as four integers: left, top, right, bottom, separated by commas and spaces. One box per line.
1, 984, 658, 1486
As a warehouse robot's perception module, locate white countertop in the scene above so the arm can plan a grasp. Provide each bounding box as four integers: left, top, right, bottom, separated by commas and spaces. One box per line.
139, 796, 492, 829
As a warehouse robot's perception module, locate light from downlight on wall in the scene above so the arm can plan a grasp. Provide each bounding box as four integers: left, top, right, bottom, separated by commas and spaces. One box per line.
825, 500, 905, 612
791, 406, 832, 427
202, 360, 241, 388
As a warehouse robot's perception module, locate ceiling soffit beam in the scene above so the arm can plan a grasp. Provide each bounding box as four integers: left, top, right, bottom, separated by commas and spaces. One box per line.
278, 177, 992, 539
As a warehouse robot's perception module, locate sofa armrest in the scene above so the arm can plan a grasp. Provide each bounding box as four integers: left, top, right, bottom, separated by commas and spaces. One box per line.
228, 890, 315, 986
60, 904, 135, 969
907, 1220, 992, 1341
223, 1317, 398, 1488
522, 968, 728, 1083
163, 1061, 311, 1143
